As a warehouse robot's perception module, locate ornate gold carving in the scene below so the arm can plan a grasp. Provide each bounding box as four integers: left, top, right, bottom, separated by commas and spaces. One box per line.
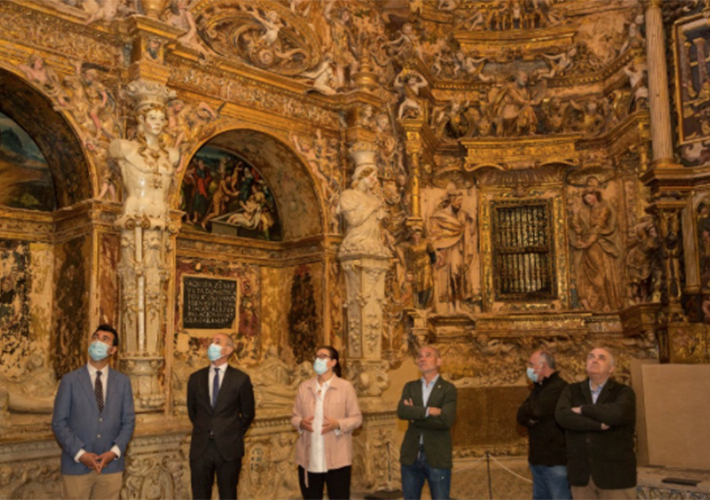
461, 135, 580, 172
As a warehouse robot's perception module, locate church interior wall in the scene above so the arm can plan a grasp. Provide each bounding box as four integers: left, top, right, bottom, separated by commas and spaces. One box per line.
0, 0, 709, 497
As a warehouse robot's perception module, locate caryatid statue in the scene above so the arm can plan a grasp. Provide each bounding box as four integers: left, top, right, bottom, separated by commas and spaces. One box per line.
109, 80, 180, 411
337, 143, 392, 399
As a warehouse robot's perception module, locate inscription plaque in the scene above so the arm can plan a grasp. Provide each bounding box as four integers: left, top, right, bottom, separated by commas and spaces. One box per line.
183, 277, 237, 329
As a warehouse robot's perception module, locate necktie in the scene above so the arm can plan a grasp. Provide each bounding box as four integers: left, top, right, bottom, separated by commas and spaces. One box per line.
212, 368, 220, 408
95, 370, 104, 413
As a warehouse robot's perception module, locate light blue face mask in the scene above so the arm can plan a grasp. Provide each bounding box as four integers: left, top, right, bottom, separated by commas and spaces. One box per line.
88, 341, 111, 362
526, 367, 539, 383
207, 343, 224, 362
313, 358, 329, 375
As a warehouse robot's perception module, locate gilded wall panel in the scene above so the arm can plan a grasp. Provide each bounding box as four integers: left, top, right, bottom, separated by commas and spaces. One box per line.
52, 236, 91, 379
98, 232, 120, 326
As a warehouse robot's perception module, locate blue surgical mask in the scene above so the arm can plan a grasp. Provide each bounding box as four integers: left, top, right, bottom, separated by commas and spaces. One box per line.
526, 367, 539, 383
313, 358, 329, 375
88, 341, 111, 362
207, 343, 224, 362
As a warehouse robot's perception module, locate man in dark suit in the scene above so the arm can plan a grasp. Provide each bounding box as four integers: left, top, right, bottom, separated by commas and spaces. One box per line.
187, 333, 255, 500
517, 350, 570, 500
397, 345, 457, 500
555, 347, 636, 500
52, 324, 136, 500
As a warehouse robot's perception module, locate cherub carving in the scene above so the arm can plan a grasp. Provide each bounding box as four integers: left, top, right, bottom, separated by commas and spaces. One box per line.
394, 70, 428, 120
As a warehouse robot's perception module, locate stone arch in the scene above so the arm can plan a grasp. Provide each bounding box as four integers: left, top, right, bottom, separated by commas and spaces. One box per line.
176, 126, 327, 241
0, 63, 95, 207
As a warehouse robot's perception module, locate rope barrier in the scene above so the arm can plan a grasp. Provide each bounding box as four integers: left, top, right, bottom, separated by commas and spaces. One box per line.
451, 453, 487, 472
487, 453, 533, 484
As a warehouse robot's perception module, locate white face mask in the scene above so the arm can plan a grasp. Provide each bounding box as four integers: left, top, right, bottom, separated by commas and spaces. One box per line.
526, 367, 539, 383
313, 358, 329, 375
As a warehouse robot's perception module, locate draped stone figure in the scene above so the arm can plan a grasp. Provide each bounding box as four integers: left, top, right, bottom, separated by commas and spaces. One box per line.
337, 146, 391, 394
428, 186, 475, 313
569, 188, 624, 312
336, 161, 390, 259
109, 79, 180, 411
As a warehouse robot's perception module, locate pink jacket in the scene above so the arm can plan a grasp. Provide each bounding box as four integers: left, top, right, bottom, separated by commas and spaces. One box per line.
291, 375, 362, 471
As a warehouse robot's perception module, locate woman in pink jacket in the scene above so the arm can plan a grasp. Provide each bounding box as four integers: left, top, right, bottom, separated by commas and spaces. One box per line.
291, 346, 362, 499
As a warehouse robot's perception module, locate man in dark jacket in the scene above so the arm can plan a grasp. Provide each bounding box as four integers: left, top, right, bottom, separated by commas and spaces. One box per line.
188, 333, 255, 499
517, 350, 571, 499
555, 347, 636, 499
398, 345, 457, 500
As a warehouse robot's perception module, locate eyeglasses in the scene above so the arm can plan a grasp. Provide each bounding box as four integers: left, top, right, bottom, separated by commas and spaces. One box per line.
315, 354, 331, 360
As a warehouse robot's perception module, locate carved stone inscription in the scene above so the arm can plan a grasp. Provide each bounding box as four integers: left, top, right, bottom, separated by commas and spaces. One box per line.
183, 277, 237, 329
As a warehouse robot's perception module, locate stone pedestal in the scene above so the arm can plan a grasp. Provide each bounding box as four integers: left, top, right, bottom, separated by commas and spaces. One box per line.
341, 255, 390, 360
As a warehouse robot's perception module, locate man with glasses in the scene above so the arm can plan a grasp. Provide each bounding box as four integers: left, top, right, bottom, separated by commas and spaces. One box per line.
397, 345, 457, 500
52, 325, 136, 500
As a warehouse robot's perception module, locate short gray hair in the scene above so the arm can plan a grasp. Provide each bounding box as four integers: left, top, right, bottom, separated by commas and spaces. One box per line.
538, 350, 556, 370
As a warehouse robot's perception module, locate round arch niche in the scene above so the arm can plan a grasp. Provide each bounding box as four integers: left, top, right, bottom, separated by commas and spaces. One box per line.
0, 66, 93, 208
180, 129, 324, 242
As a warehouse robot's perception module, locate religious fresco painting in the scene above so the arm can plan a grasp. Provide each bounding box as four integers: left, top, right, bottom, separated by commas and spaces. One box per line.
180, 145, 281, 241
0, 111, 55, 211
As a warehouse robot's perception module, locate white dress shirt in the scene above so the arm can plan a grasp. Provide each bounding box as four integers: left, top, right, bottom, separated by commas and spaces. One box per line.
308, 378, 331, 473
74, 363, 121, 462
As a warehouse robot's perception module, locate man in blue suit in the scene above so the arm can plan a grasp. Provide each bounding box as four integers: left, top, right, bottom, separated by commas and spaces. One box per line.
52, 324, 136, 500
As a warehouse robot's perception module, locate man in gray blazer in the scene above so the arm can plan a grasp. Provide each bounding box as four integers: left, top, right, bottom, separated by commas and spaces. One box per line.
52, 325, 136, 500
398, 345, 457, 500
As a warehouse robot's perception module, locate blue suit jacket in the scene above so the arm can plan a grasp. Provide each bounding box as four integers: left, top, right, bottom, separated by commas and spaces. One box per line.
52, 365, 136, 475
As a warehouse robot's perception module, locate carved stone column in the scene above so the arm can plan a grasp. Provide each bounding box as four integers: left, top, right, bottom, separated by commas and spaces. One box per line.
645, 0, 675, 166
338, 144, 392, 400
113, 80, 180, 412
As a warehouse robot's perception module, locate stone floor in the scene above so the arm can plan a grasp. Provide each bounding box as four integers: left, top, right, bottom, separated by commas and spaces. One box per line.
637, 465, 710, 499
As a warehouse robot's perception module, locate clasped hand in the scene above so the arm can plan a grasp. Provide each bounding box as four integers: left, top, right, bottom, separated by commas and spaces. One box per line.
79, 451, 117, 474
300, 416, 340, 435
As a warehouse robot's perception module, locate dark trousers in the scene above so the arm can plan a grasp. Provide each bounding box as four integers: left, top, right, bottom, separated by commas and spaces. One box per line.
190, 439, 243, 500
298, 465, 351, 500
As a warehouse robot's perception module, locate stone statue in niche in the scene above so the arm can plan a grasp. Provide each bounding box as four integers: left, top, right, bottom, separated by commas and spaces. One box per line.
403, 229, 436, 309
569, 185, 624, 312
324, 7, 358, 90
337, 162, 391, 259
626, 217, 662, 305
427, 185, 475, 314
491, 72, 546, 137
